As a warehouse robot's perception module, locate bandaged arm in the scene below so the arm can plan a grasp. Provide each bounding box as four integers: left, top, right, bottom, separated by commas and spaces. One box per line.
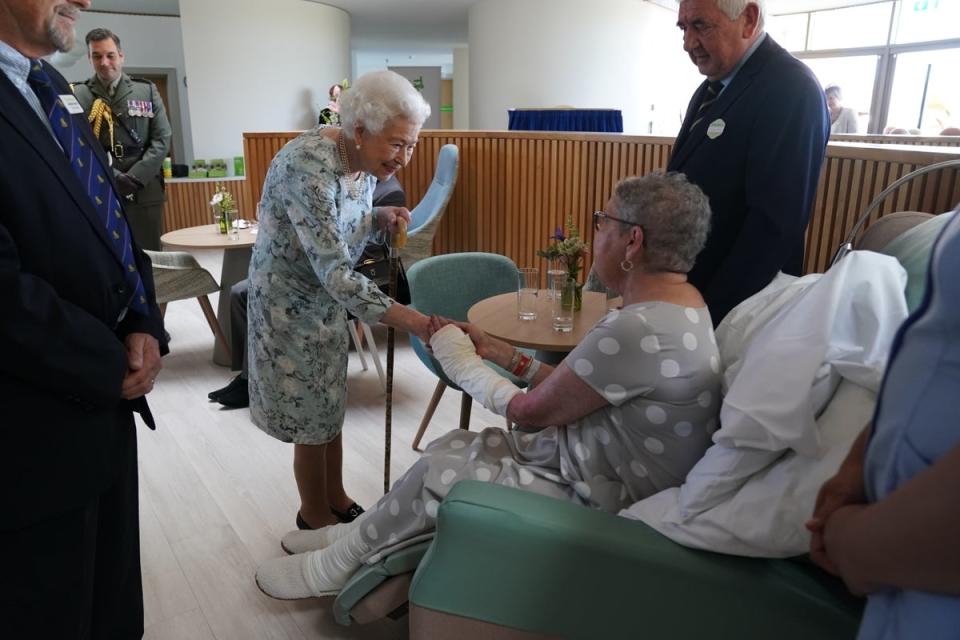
430, 325, 521, 416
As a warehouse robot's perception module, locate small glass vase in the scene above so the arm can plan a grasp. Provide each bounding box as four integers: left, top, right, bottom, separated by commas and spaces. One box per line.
216, 208, 235, 235
561, 277, 583, 311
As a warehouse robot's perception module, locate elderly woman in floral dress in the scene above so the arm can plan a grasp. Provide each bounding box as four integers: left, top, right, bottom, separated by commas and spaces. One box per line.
247, 71, 433, 533
256, 172, 725, 601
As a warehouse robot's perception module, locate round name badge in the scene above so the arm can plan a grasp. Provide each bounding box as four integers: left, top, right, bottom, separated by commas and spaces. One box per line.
707, 118, 726, 139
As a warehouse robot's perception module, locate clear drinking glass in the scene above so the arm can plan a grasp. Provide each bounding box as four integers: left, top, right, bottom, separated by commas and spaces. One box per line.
546, 258, 566, 300
551, 276, 576, 332
517, 267, 539, 321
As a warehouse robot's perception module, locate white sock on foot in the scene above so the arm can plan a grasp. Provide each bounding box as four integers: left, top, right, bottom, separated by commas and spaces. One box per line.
281, 516, 364, 555
301, 529, 371, 595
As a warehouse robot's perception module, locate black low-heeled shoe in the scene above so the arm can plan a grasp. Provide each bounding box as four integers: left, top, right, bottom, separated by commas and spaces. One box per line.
295, 511, 314, 530
330, 502, 365, 523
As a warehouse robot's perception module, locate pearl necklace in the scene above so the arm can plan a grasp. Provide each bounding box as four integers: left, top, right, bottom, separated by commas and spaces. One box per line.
337, 130, 364, 200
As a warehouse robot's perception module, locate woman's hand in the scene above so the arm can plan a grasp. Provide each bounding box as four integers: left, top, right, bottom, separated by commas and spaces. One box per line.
427, 315, 457, 340
456, 322, 494, 360
375, 206, 412, 234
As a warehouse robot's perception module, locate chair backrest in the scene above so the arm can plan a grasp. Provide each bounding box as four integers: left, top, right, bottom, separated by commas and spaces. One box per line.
855, 211, 933, 252
401, 145, 459, 267
406, 252, 518, 384
406, 252, 518, 321
408, 144, 459, 235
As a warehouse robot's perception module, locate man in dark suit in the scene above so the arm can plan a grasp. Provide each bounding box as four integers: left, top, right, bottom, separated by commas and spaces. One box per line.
0, 0, 166, 637
668, 0, 830, 325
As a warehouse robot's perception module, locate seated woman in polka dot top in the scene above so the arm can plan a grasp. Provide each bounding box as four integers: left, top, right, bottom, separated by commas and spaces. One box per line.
257, 172, 722, 599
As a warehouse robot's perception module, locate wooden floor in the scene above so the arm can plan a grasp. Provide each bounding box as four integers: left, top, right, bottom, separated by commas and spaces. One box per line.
141, 250, 503, 640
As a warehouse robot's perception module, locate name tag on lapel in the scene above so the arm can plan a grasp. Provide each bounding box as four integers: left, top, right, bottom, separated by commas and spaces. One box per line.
706, 119, 726, 140
59, 94, 84, 114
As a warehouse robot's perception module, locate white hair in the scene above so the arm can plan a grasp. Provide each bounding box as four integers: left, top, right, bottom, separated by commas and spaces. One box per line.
339, 70, 431, 135
715, 0, 766, 30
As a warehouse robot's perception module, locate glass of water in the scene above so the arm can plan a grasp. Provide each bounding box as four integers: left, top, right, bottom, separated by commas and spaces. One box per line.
517, 267, 539, 321
551, 276, 575, 332
546, 258, 566, 300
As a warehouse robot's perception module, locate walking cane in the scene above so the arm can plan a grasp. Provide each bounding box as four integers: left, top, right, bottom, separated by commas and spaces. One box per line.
384, 217, 407, 493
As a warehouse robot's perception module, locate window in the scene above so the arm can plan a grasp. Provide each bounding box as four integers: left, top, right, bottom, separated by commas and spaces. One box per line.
804, 56, 879, 134
886, 47, 960, 133
894, 0, 960, 44
767, 12, 809, 51
807, 3, 894, 50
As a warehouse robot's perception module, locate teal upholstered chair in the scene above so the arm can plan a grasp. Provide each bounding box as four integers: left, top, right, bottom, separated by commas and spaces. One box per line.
405, 251, 529, 450
401, 144, 459, 267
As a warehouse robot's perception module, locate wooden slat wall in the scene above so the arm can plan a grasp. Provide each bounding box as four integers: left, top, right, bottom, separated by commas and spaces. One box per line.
805, 143, 960, 273
163, 179, 254, 231
832, 134, 960, 147
228, 130, 960, 279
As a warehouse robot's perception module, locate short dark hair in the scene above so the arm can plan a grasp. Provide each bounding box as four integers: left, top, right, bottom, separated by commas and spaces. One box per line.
85, 28, 121, 51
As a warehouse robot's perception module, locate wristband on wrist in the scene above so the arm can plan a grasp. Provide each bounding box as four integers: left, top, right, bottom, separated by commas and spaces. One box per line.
505, 349, 522, 373
511, 352, 533, 377
521, 358, 541, 382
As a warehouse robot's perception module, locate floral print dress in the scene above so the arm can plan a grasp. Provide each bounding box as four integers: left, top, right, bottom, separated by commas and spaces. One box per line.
247, 129, 392, 444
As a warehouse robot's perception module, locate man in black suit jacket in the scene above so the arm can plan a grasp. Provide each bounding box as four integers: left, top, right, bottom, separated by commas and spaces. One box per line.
669, 0, 830, 325
0, 1, 166, 637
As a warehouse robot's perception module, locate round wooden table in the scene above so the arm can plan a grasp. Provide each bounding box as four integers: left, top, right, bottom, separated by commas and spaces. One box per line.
160, 223, 257, 365
467, 290, 615, 352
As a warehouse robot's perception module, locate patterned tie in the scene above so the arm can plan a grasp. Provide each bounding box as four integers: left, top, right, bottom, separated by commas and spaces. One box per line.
27, 60, 149, 317
688, 80, 723, 133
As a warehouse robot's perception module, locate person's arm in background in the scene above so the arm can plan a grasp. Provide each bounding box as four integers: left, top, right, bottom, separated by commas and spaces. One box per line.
821, 444, 960, 596
372, 178, 406, 208
702, 70, 830, 321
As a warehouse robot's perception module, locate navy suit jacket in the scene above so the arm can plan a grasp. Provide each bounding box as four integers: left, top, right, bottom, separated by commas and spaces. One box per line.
668, 35, 830, 325
0, 60, 167, 529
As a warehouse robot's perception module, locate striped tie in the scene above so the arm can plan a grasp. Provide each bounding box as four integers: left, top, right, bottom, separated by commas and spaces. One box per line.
689, 81, 723, 132
27, 60, 149, 317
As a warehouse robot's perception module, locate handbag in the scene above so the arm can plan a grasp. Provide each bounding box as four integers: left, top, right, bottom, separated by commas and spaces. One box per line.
354, 241, 411, 305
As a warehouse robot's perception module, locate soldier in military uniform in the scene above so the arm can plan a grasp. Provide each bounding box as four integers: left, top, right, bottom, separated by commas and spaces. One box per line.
73, 28, 172, 251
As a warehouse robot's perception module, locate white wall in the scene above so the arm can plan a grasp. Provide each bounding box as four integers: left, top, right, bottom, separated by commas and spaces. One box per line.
47, 12, 194, 162
353, 50, 454, 80
388, 66, 442, 129
468, 0, 701, 134
453, 46, 469, 129
179, 0, 350, 159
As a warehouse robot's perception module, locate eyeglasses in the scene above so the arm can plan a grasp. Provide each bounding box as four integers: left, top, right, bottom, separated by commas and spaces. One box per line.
593, 210, 643, 232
